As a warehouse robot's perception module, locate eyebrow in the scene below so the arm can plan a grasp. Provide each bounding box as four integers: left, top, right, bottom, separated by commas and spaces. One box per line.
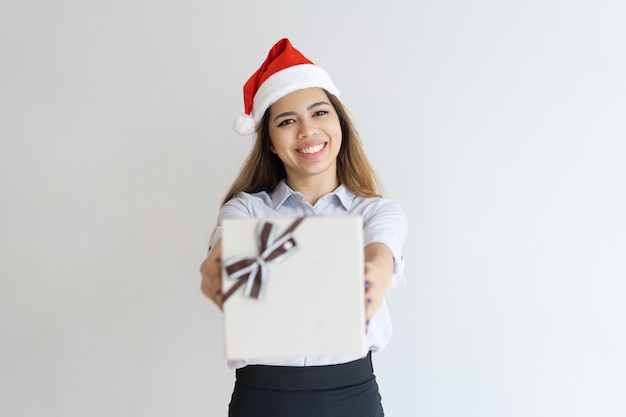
272, 101, 331, 122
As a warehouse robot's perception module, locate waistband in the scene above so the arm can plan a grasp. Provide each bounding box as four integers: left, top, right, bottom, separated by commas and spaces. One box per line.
235, 352, 373, 391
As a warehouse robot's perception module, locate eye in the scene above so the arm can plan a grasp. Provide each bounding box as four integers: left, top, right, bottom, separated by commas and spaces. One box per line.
277, 119, 295, 127
313, 110, 329, 117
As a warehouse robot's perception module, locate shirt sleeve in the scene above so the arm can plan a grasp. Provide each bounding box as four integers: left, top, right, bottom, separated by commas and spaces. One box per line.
362, 199, 408, 288
208, 192, 254, 254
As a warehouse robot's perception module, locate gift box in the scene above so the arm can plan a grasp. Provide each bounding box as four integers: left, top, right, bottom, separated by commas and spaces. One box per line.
221, 215, 366, 361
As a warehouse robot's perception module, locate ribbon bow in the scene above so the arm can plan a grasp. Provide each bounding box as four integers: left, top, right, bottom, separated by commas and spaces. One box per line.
222, 217, 304, 302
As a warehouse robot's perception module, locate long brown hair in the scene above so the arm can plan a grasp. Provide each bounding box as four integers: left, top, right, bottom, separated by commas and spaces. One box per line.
222, 90, 382, 205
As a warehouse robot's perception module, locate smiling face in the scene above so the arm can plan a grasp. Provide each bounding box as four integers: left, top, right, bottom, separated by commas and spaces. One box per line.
267, 88, 342, 189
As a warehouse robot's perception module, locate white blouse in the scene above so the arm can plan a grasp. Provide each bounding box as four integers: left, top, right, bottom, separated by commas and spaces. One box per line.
209, 180, 407, 369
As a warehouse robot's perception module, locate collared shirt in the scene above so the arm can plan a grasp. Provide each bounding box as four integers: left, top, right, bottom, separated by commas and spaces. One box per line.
209, 180, 407, 369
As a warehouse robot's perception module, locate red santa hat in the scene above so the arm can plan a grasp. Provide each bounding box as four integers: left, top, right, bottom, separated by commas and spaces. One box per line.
233, 38, 341, 135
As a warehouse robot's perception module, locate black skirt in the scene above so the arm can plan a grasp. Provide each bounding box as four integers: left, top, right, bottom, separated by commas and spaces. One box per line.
228, 352, 384, 417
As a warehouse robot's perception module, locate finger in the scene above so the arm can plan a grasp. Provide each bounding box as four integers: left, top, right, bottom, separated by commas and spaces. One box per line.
214, 289, 223, 310
200, 250, 224, 310
363, 273, 373, 319
364, 283, 384, 321
201, 279, 224, 310
364, 285, 373, 320
200, 266, 221, 297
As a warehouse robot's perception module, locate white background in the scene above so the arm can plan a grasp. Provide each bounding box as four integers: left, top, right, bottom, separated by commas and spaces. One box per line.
1, 1, 625, 416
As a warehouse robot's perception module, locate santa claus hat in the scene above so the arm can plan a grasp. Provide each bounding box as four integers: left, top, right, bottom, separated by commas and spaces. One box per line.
232, 38, 341, 135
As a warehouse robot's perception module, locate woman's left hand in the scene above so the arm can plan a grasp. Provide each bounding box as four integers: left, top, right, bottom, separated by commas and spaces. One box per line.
363, 243, 394, 324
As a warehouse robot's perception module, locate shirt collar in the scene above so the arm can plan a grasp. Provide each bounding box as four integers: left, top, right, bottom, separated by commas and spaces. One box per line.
270, 180, 355, 210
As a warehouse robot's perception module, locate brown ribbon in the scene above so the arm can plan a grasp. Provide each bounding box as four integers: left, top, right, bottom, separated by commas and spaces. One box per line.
222, 217, 304, 302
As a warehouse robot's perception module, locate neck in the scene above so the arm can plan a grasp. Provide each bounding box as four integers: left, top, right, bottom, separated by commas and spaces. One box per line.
286, 175, 340, 206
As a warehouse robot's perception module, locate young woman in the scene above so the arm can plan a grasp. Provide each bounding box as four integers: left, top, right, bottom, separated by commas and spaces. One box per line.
200, 38, 407, 417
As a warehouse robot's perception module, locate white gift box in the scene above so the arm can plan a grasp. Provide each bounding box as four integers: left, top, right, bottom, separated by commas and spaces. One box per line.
221, 215, 366, 361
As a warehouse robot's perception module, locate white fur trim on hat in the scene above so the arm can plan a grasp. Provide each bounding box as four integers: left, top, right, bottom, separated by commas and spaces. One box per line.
250, 64, 340, 126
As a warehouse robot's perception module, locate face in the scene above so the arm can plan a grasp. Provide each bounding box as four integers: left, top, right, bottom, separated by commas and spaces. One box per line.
268, 88, 342, 186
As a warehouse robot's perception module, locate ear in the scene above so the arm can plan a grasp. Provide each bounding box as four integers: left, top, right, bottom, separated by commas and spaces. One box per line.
270, 144, 276, 154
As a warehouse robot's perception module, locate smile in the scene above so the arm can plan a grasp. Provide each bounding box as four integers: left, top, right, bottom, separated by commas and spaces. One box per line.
297, 143, 326, 154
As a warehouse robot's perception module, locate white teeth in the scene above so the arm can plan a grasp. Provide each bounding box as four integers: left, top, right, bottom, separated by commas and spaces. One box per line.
298, 144, 324, 154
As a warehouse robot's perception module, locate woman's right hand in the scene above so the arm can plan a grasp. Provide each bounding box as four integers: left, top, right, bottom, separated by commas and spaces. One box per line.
200, 240, 223, 310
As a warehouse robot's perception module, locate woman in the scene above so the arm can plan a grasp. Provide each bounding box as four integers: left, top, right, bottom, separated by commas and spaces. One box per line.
200, 38, 407, 417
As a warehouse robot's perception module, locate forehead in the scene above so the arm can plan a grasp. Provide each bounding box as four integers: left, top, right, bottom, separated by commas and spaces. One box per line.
269, 88, 329, 115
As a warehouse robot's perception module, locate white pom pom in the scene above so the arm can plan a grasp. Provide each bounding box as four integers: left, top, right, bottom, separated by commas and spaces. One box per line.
232, 114, 256, 135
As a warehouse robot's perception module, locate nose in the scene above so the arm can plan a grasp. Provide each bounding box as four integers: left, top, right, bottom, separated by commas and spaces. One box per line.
297, 117, 317, 139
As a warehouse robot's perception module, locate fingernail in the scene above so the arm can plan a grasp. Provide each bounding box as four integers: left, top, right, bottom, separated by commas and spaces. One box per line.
216, 289, 222, 296
364, 280, 371, 287
367, 297, 372, 304
215, 257, 221, 263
